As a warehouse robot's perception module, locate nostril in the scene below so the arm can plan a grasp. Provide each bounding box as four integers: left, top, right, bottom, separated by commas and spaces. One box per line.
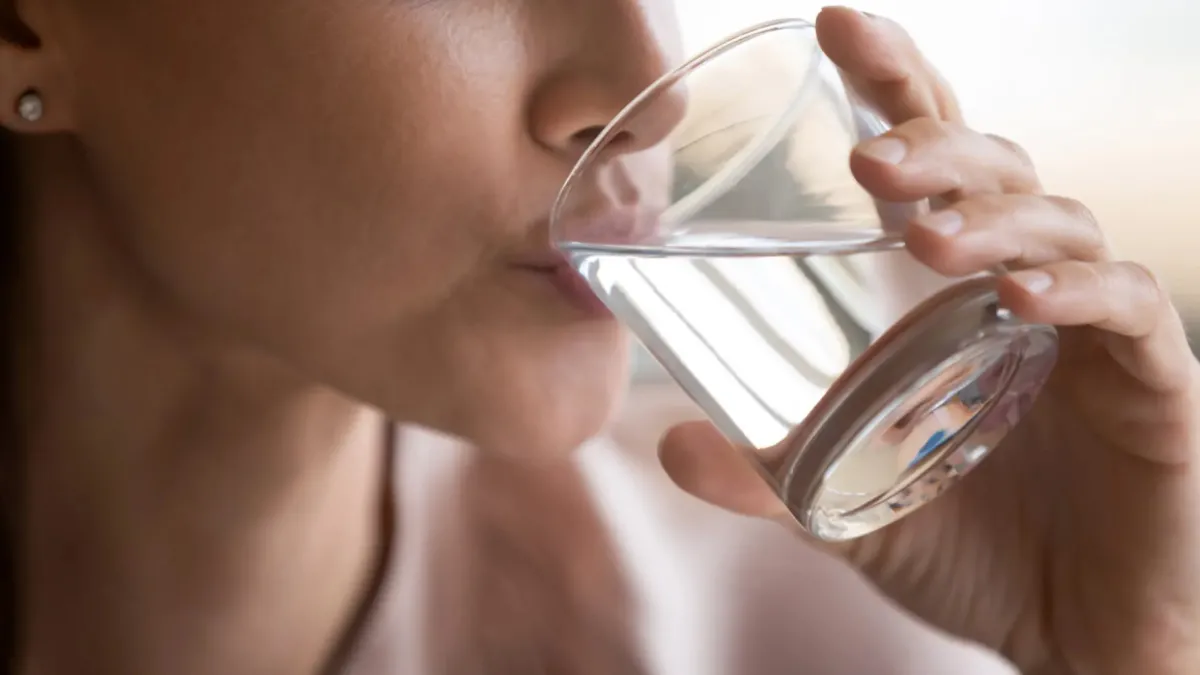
571, 127, 635, 159
571, 126, 605, 147
565, 85, 687, 162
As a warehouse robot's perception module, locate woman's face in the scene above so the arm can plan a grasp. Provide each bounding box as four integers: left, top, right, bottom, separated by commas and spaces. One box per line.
36, 0, 684, 455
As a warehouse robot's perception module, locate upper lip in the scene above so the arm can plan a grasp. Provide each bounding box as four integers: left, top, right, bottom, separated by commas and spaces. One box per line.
511, 204, 661, 270
512, 248, 568, 272
510, 222, 569, 270
561, 204, 659, 246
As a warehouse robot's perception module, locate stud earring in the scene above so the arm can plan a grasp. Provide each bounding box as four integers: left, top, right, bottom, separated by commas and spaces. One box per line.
16, 89, 43, 123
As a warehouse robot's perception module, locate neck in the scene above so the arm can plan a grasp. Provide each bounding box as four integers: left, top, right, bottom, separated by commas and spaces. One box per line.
13, 136, 389, 675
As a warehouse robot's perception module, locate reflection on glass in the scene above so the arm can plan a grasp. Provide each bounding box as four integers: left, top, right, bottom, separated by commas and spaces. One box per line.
553, 19, 1058, 541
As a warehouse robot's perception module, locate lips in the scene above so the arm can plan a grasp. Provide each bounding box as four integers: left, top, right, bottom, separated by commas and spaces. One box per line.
547, 263, 612, 316
509, 202, 663, 318
514, 205, 662, 266
511, 256, 612, 317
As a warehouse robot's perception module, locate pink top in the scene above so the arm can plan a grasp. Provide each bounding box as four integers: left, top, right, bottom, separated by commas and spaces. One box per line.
338, 386, 1016, 674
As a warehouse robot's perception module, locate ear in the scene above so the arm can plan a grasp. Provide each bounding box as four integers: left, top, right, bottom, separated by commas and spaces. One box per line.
0, 0, 75, 133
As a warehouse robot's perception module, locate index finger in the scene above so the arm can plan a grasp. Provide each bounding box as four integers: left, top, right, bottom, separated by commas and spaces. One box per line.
816, 6, 963, 124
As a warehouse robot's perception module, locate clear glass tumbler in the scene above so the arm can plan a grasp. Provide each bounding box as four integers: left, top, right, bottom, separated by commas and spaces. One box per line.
550, 18, 1059, 541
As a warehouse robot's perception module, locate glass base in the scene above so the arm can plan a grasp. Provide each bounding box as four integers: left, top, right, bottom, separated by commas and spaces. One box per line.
774, 276, 1058, 542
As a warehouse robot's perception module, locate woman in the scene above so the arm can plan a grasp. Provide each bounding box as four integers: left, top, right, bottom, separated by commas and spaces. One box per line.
1, 1, 1196, 673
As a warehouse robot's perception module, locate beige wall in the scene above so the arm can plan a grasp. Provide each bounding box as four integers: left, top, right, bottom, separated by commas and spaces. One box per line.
680, 0, 1200, 315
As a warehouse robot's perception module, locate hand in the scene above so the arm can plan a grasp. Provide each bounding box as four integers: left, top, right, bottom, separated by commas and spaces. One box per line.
657, 7, 1200, 674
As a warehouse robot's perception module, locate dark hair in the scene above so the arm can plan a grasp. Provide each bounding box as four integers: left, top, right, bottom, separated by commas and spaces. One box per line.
1, 12, 38, 669
0, 125, 21, 674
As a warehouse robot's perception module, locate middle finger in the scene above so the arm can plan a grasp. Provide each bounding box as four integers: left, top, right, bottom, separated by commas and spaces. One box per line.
851, 117, 1043, 202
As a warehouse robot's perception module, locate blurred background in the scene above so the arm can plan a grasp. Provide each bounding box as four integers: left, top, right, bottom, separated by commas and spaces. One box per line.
634, 0, 1200, 379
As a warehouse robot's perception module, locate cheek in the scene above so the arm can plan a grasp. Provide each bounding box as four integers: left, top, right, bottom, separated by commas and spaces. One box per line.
67, 3, 537, 348
60, 0, 643, 446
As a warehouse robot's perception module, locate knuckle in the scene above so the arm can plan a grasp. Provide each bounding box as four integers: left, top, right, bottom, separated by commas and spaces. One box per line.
968, 191, 1040, 216
985, 133, 1042, 193
1046, 195, 1107, 257
1075, 260, 1110, 294
985, 133, 1034, 167
898, 115, 957, 143
1046, 195, 1099, 229
1119, 260, 1165, 301
951, 193, 1008, 220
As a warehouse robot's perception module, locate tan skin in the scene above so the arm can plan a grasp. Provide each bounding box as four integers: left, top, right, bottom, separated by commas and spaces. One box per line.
5, 0, 680, 671
1, 1, 1196, 674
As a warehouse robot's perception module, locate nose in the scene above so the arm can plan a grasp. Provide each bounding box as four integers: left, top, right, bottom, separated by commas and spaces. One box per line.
527, 2, 688, 161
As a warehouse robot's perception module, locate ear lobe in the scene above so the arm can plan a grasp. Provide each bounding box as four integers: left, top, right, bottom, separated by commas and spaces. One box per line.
15, 87, 42, 121
0, 7, 74, 134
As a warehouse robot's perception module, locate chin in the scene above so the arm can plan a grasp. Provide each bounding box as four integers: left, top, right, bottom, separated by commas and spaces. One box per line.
482, 384, 629, 463
461, 345, 632, 462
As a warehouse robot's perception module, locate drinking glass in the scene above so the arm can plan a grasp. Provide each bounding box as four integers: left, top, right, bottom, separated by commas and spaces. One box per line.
550, 18, 1058, 541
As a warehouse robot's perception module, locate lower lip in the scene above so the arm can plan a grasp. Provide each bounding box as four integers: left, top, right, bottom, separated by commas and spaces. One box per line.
525, 265, 612, 317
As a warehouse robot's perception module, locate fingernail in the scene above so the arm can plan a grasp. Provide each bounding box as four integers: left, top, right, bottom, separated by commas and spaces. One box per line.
914, 209, 963, 236
858, 137, 908, 165
1009, 270, 1055, 294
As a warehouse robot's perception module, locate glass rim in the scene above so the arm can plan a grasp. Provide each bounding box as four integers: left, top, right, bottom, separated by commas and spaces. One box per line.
548, 17, 817, 236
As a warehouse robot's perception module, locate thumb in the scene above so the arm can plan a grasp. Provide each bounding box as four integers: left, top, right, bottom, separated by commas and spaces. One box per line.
657, 421, 791, 520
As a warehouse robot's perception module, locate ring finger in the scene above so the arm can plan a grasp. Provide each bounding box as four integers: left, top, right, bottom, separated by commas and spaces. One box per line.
904, 193, 1111, 277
